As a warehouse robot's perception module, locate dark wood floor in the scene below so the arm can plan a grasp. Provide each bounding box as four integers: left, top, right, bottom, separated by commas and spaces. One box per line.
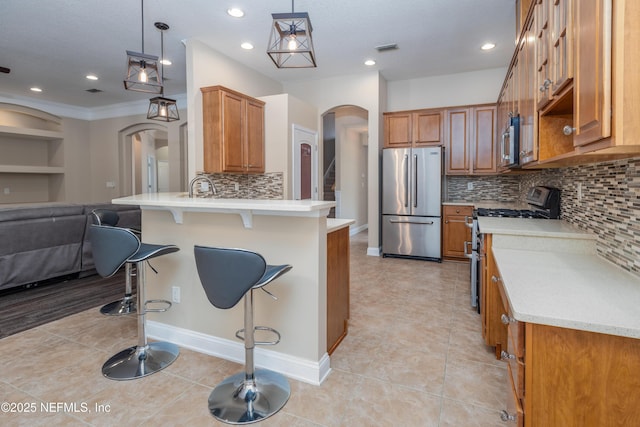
0, 270, 128, 339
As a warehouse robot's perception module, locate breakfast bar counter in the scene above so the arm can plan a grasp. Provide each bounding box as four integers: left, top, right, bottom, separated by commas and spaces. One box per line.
113, 193, 337, 385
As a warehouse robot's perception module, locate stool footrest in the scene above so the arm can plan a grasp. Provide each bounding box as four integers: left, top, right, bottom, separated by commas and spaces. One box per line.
235, 326, 281, 346
144, 299, 172, 313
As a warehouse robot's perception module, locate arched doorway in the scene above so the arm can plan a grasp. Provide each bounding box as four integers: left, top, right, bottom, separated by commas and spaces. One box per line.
322, 105, 369, 228
118, 123, 187, 196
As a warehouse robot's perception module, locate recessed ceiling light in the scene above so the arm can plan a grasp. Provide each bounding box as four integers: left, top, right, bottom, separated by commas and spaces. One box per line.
241, 42, 254, 50
364, 59, 376, 66
481, 43, 496, 51
86, 74, 98, 80
227, 8, 244, 18
30, 87, 42, 92
160, 58, 172, 65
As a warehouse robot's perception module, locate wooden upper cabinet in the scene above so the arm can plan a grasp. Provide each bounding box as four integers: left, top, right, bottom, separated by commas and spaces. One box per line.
384, 112, 412, 147
573, 0, 612, 147
550, 0, 573, 95
533, 0, 575, 108
473, 106, 498, 174
445, 104, 498, 175
383, 110, 442, 148
535, 0, 552, 110
413, 110, 443, 146
245, 98, 266, 173
445, 108, 471, 174
201, 85, 265, 174
520, 16, 538, 165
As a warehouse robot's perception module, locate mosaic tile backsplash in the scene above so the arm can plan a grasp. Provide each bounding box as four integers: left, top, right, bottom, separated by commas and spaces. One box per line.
448, 157, 640, 277
196, 172, 284, 199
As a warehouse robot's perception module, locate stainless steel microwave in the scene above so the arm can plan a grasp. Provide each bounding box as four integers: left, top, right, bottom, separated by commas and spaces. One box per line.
500, 115, 520, 168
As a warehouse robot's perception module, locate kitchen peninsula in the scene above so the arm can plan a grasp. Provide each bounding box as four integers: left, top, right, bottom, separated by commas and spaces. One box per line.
112, 193, 343, 385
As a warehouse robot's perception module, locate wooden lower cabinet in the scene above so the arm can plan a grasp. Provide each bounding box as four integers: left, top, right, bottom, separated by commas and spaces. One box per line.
480, 235, 508, 356
493, 251, 640, 426
327, 226, 350, 355
442, 205, 473, 260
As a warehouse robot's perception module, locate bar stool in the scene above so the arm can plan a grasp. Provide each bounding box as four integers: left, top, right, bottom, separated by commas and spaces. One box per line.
194, 245, 292, 424
91, 209, 140, 316
89, 224, 180, 380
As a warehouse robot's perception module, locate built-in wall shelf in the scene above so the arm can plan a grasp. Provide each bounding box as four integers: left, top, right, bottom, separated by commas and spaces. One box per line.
0, 125, 63, 140
0, 165, 65, 174
0, 103, 66, 203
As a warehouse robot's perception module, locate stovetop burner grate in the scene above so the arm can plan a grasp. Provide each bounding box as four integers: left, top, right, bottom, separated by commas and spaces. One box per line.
475, 208, 550, 219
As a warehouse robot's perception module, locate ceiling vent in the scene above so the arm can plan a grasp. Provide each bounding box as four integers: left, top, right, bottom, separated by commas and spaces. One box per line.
375, 43, 398, 52
86, 88, 103, 93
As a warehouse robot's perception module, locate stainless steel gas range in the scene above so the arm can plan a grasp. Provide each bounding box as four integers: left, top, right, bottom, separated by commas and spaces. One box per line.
465, 186, 561, 310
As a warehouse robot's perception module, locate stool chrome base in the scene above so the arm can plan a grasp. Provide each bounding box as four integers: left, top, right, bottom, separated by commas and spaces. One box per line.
100, 298, 136, 316
102, 342, 179, 380
208, 369, 290, 424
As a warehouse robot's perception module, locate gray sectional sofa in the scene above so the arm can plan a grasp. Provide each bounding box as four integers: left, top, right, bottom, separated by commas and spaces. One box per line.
0, 202, 140, 291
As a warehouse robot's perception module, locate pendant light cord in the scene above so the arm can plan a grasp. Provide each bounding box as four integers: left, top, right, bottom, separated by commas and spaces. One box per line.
141, 0, 145, 53
159, 28, 164, 95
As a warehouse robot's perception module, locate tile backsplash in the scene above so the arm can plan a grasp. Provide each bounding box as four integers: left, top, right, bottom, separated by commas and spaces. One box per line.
449, 157, 640, 277
197, 172, 283, 199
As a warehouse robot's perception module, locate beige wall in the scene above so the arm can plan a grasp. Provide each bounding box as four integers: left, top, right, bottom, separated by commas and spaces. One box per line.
185, 39, 283, 176
61, 117, 91, 202
387, 67, 507, 111
284, 72, 385, 254
88, 112, 187, 202
261, 93, 318, 198
335, 107, 368, 229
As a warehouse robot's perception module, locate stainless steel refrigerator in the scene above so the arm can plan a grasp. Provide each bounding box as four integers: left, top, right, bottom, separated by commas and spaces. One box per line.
382, 146, 442, 260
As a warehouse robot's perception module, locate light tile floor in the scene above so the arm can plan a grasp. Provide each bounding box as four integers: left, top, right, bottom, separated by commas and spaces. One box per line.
0, 231, 506, 426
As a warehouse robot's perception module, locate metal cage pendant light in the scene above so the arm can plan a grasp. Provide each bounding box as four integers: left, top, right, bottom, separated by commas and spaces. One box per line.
147, 22, 179, 122
267, 0, 317, 68
124, 0, 162, 93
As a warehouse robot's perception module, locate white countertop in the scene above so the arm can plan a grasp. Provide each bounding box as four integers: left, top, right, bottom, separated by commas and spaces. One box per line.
327, 218, 355, 233
113, 193, 336, 228
443, 200, 528, 210
493, 247, 640, 339
478, 217, 594, 239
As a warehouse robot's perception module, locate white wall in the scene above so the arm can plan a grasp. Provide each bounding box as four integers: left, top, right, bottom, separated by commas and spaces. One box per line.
387, 67, 507, 111
186, 39, 284, 176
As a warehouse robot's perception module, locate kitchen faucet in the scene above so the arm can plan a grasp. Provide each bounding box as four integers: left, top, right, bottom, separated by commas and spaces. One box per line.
188, 175, 218, 198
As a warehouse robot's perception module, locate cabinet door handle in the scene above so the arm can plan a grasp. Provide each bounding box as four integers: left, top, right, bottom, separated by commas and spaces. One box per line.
501, 313, 515, 325
500, 410, 517, 422
491, 275, 501, 283
501, 350, 516, 361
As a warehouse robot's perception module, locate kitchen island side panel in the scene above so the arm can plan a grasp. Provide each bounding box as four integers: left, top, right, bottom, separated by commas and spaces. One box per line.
140, 209, 327, 363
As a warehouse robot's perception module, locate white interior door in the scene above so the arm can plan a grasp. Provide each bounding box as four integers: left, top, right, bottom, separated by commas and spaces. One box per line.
292, 125, 318, 200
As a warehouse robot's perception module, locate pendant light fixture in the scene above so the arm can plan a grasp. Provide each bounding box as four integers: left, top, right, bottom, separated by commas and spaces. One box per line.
124, 0, 162, 93
267, 0, 317, 68
147, 22, 179, 122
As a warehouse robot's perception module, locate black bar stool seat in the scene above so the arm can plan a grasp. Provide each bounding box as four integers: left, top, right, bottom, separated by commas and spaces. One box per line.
89, 224, 180, 380
91, 209, 140, 316
194, 245, 292, 424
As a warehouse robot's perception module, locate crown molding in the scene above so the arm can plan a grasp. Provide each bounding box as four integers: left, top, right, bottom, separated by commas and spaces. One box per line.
0, 92, 187, 121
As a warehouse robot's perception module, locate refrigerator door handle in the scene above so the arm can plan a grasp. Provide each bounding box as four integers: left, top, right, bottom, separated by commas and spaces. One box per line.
389, 219, 434, 225
403, 154, 409, 207
413, 154, 418, 208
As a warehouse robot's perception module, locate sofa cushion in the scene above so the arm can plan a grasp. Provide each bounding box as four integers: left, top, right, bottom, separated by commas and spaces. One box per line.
0, 203, 84, 222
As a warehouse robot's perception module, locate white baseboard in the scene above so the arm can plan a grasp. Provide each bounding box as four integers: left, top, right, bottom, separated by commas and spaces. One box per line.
147, 320, 331, 386
367, 246, 381, 256
349, 223, 368, 236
